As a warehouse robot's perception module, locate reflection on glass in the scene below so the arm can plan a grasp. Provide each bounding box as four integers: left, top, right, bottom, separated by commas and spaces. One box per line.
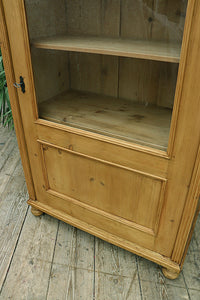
25, 0, 188, 151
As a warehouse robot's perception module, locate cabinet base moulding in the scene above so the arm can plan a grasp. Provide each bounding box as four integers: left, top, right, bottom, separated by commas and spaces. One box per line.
28, 199, 181, 279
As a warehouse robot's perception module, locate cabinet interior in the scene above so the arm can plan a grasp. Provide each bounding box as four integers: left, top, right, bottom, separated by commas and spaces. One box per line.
25, 0, 188, 151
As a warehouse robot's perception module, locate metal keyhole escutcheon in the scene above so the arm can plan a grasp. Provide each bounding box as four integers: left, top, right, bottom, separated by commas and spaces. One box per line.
14, 76, 25, 93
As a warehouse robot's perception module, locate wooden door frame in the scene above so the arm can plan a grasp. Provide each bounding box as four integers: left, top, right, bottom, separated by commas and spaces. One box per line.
0, 0, 35, 199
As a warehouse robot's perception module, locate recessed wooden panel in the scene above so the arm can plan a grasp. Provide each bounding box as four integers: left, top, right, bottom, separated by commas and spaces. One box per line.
35, 121, 169, 178
40, 142, 166, 234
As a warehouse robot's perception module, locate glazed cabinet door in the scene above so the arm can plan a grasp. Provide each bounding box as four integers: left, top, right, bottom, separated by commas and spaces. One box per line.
3, 0, 200, 262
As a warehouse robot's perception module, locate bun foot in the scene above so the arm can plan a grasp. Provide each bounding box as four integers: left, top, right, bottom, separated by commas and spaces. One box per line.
31, 207, 43, 216
162, 267, 180, 279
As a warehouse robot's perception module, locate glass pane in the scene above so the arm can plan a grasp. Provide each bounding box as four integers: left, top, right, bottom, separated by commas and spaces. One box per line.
25, 0, 188, 151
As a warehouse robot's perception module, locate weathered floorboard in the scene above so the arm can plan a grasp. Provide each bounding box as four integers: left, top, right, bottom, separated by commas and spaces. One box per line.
95, 238, 142, 300
139, 281, 190, 300
0, 126, 15, 151
0, 209, 59, 300
188, 289, 200, 300
182, 217, 200, 292
137, 256, 186, 288
47, 222, 94, 300
0, 161, 28, 291
0, 126, 199, 299
0, 143, 20, 195
0, 133, 17, 171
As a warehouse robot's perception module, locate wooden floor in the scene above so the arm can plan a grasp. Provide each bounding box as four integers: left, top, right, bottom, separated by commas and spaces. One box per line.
0, 125, 199, 300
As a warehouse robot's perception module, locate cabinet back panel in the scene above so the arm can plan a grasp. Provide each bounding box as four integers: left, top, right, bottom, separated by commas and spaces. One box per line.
25, 0, 67, 39
25, 0, 187, 42
151, 0, 188, 42
24, 0, 186, 108
41, 143, 166, 233
66, 0, 121, 37
69, 52, 119, 98
69, 52, 178, 108
32, 50, 178, 108
119, 57, 178, 107
65, 0, 187, 42
32, 49, 69, 103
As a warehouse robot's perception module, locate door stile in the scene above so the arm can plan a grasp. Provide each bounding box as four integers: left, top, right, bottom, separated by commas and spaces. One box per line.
0, 0, 35, 199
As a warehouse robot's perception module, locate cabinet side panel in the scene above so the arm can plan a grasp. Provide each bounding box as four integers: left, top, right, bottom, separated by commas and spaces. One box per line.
155, 0, 200, 256
172, 145, 200, 264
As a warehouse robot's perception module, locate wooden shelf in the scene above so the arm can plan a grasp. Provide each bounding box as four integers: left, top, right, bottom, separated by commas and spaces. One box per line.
32, 35, 181, 63
38, 90, 172, 150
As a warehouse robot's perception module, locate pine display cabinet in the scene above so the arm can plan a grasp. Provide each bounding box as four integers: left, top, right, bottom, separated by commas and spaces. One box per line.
1, 0, 200, 279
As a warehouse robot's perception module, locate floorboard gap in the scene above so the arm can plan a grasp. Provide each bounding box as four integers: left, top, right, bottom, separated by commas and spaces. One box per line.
93, 236, 96, 300
182, 271, 191, 300
45, 220, 60, 300
136, 256, 143, 300
0, 203, 29, 294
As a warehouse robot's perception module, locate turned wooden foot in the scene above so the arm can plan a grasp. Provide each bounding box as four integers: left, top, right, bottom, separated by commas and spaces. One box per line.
31, 207, 43, 217
162, 267, 180, 279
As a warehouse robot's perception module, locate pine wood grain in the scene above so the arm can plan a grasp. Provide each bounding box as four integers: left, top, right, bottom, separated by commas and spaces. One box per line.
118, 57, 178, 108
2, 0, 200, 282
0, 124, 199, 299
24, 0, 67, 40
39, 90, 172, 150
69, 52, 119, 98
35, 122, 169, 177
120, 0, 154, 40
156, 0, 200, 257
41, 142, 165, 234
31, 48, 69, 104
65, 0, 102, 37
152, 0, 188, 42
32, 35, 181, 63
0, 1, 36, 200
